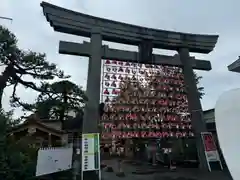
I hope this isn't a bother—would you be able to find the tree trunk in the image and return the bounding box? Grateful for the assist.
[0,66,12,109]
[59,92,68,129]
[0,83,5,109]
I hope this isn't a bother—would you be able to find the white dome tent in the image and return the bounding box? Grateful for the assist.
[215,88,240,180]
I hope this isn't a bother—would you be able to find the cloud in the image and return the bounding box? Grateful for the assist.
[1,0,240,118]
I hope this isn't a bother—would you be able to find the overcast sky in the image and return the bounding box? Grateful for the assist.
[1,0,240,117]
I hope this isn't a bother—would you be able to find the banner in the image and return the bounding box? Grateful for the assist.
[201,132,222,171]
[202,132,217,152]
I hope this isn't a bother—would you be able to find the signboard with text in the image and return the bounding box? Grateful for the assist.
[201,132,222,171]
[81,133,100,172]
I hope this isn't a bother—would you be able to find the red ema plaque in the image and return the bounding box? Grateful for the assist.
[202,133,217,152]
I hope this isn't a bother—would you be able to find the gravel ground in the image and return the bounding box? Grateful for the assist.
[101,159,233,180]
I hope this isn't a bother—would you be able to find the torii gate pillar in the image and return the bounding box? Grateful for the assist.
[178,47,207,169]
[83,29,102,134]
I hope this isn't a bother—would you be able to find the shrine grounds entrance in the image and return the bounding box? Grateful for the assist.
[41,2,219,179]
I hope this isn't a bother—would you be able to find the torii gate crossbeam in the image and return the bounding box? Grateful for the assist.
[59,41,212,71]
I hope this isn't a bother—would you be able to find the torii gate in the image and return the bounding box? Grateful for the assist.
[41,1,219,176]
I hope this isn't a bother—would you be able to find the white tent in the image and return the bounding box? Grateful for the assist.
[215,88,240,180]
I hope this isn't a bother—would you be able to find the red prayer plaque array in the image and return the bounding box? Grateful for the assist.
[100,60,193,141]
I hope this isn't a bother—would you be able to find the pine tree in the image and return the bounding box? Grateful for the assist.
[0,25,69,109]
[27,80,87,125]
[0,110,37,180]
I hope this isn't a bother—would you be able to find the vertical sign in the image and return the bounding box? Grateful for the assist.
[201,132,223,171]
[81,133,100,171]
[202,132,217,152]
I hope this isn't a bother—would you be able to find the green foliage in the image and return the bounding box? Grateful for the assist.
[0,110,37,180]
[194,71,204,99]
[0,25,69,109]
[28,80,87,123]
